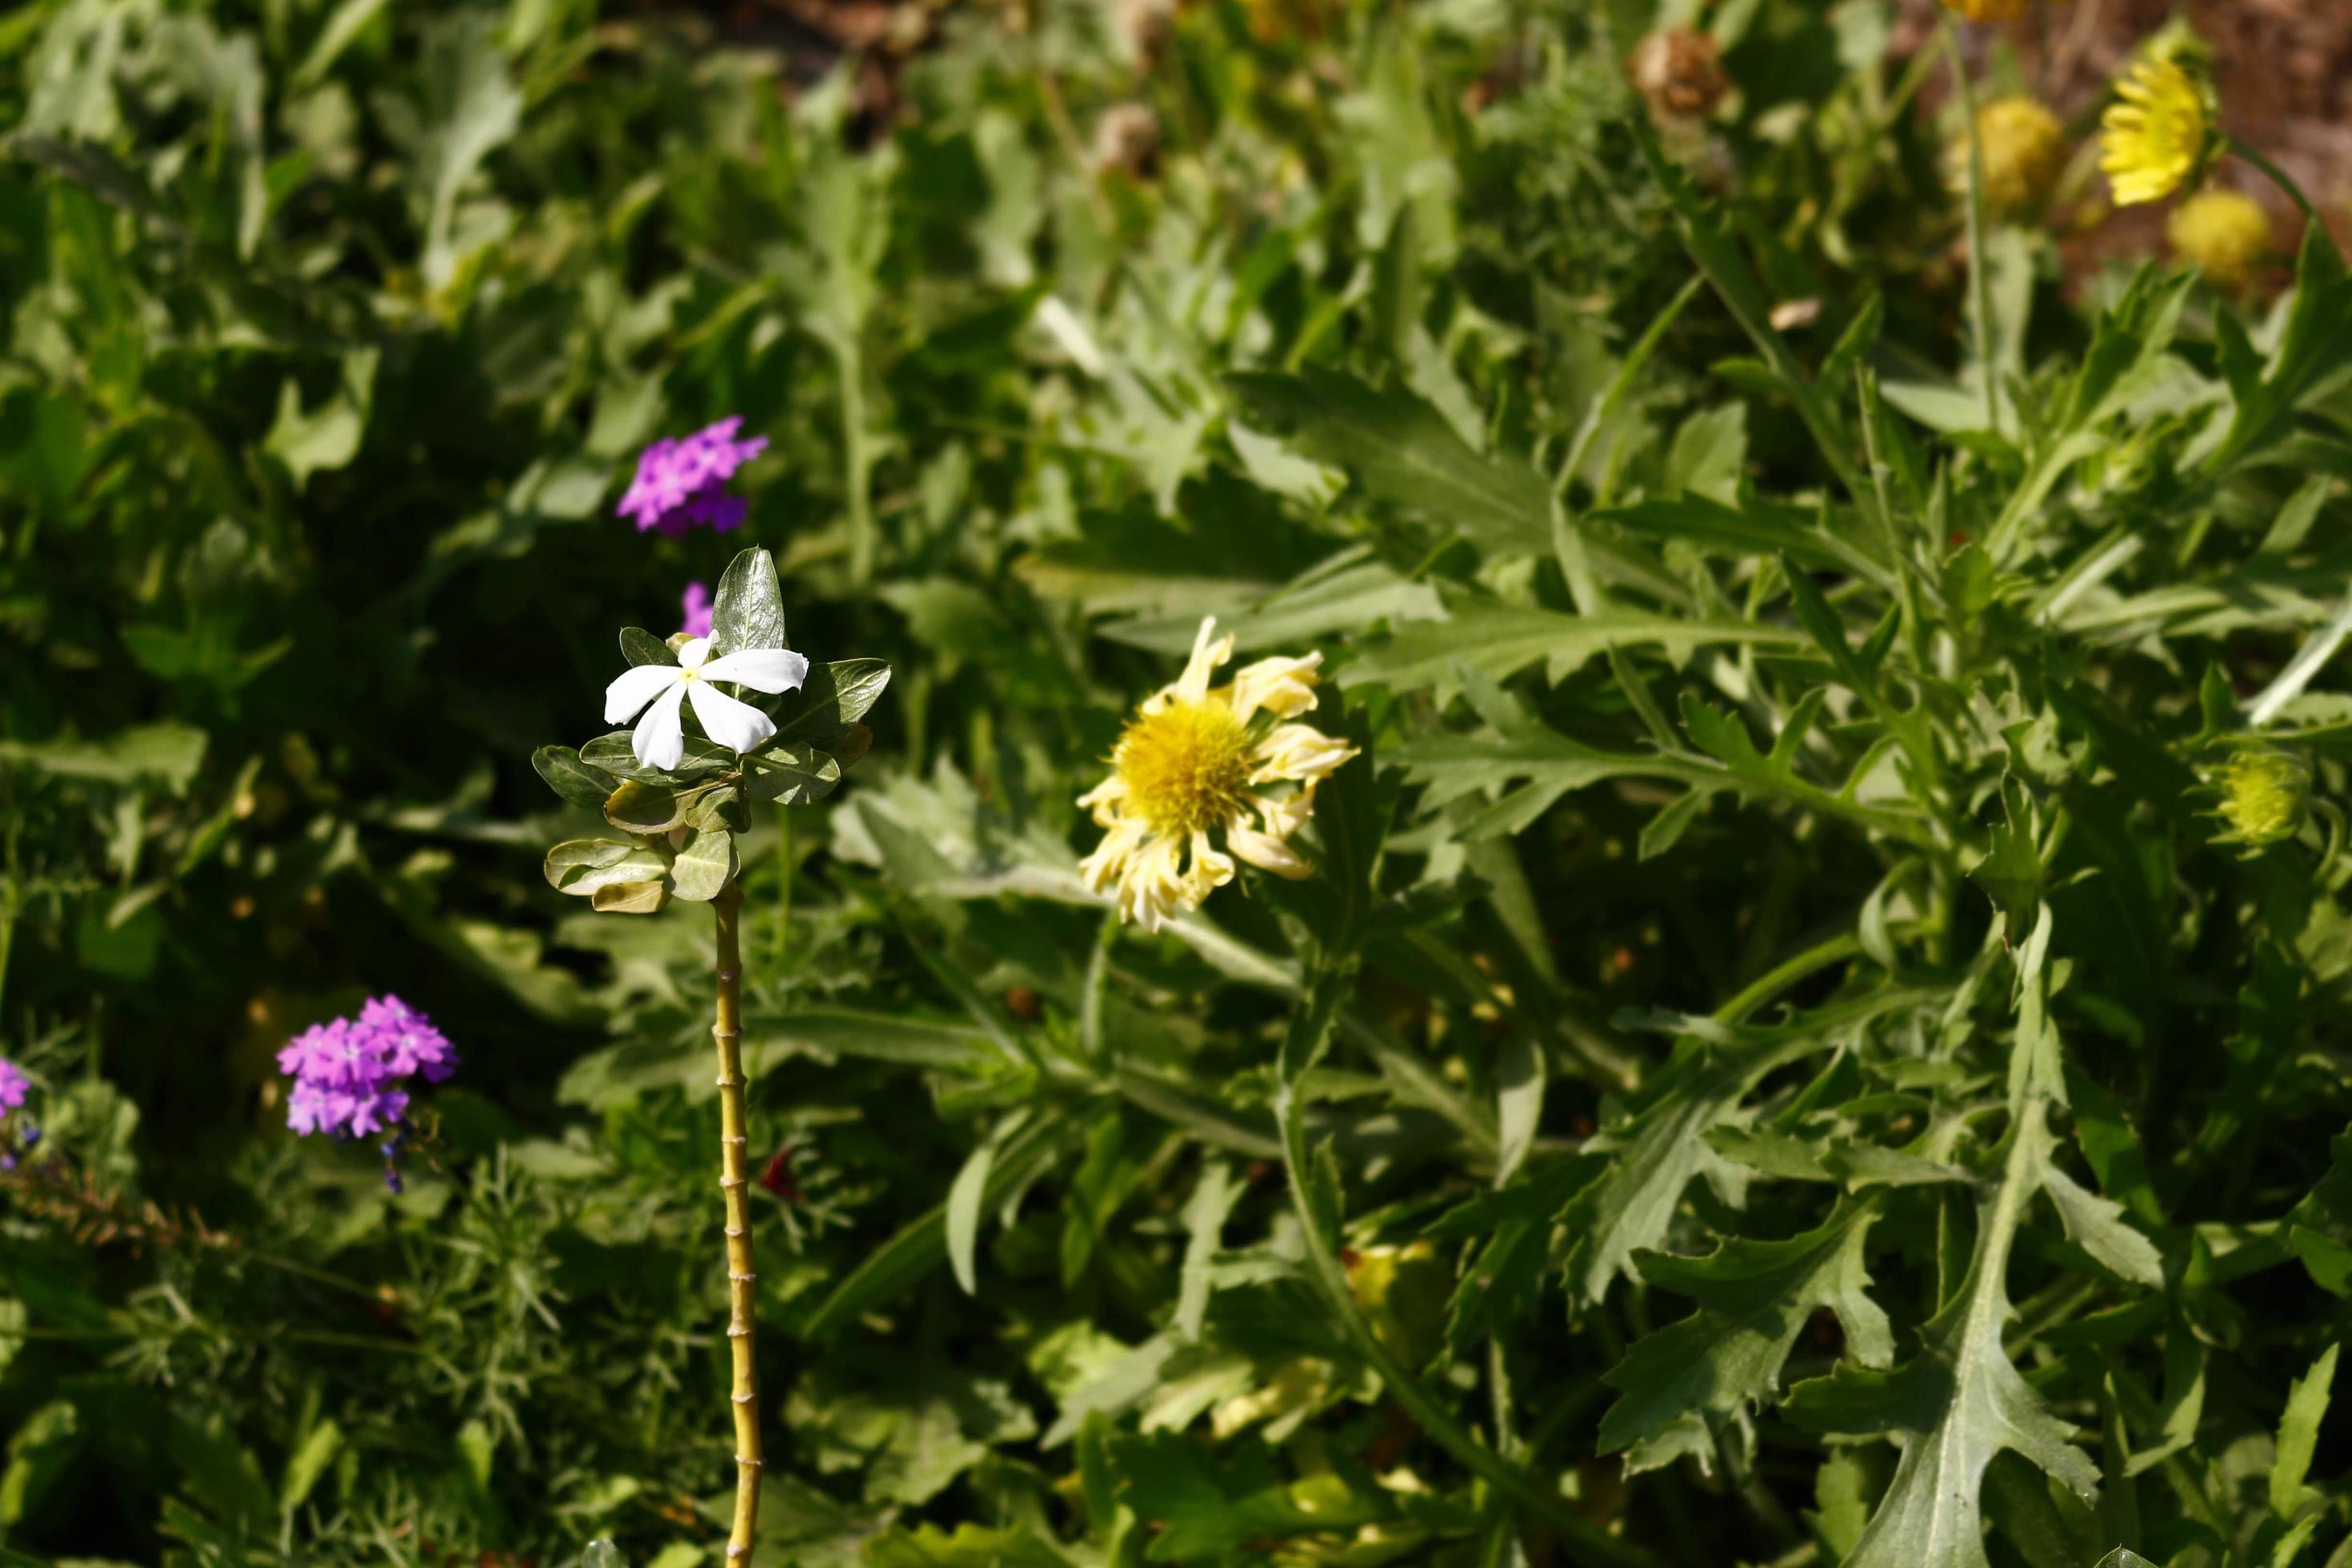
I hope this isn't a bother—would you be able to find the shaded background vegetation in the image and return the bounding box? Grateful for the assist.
[6,1,2352,1566]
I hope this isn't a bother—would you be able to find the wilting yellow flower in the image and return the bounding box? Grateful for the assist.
[1962,97,2068,216]
[1079,618,1357,931]
[2169,190,2272,292]
[2100,58,2214,206]
[1626,27,1727,124]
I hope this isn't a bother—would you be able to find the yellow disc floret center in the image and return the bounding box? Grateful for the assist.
[1114,699,1253,838]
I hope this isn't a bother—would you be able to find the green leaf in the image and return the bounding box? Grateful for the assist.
[944,1122,1006,1298]
[1783,1105,2098,1568]
[602,779,688,834]
[1601,492,1885,583]
[1174,1162,1242,1342]
[746,742,843,806]
[590,880,669,915]
[800,1113,1078,1341]
[408,12,522,290]
[1969,776,2044,944]
[710,546,789,658]
[1226,366,1552,555]
[2203,226,2352,475]
[0,723,208,794]
[618,626,675,666]
[666,827,734,902]
[865,1524,1067,1567]
[2040,1162,2162,1288]
[579,731,734,784]
[2271,1342,2338,1518]
[1106,1432,1397,1561]
[1558,995,1903,1302]
[771,659,893,750]
[1342,597,1802,697]
[543,839,670,896]
[1601,1200,1892,1468]
[532,746,620,810]
[278,1421,342,1517]
[264,347,376,488]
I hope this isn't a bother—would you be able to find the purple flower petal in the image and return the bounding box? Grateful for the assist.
[617,418,766,536]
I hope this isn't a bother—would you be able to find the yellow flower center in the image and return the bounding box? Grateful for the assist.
[1113,699,1253,838]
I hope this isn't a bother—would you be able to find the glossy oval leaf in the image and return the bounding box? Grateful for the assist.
[710,546,788,658]
[667,826,735,902]
[532,746,619,809]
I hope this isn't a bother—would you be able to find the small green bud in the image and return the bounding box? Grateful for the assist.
[2212,748,2311,852]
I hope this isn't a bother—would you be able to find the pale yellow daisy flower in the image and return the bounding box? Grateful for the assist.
[1078,618,1358,931]
[2100,58,2214,207]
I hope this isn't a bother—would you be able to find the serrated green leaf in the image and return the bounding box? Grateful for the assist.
[1226,366,1552,554]
[2272,1342,2338,1518]
[1783,1104,2097,1568]
[1970,776,2044,944]
[1343,598,1802,696]
[1600,1199,1891,1461]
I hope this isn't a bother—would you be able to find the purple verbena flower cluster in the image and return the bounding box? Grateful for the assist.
[680,579,714,639]
[0,1057,37,1173]
[617,418,767,537]
[278,996,457,1190]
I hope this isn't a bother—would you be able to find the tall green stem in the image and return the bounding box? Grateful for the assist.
[2226,135,2334,251]
[834,338,876,589]
[712,880,762,1560]
[1943,16,2002,435]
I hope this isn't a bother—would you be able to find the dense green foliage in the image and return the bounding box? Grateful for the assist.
[6,1,2352,1566]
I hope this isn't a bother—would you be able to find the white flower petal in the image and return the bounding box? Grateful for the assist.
[676,637,712,670]
[1229,818,1310,878]
[1174,616,1234,704]
[605,663,682,724]
[688,680,778,755]
[632,682,689,770]
[698,647,810,694]
[1231,653,1322,722]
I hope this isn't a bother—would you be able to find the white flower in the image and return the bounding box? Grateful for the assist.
[602,637,810,771]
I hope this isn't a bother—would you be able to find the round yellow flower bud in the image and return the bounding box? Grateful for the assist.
[2213,748,2310,852]
[1962,97,2068,216]
[2167,190,2273,293]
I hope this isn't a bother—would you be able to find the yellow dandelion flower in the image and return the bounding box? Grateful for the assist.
[2168,189,2272,292]
[2100,58,2214,206]
[1078,618,1358,931]
[1962,97,2068,216]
